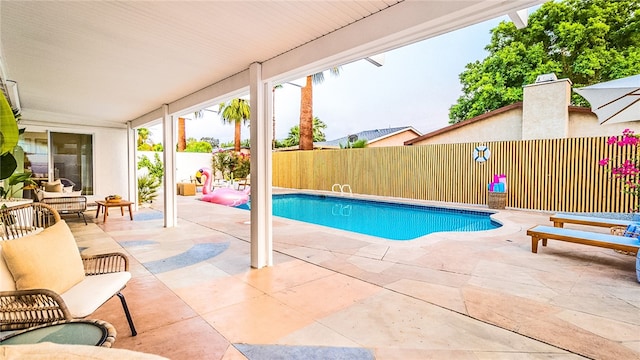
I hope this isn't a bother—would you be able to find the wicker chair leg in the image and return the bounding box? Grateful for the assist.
[117,292,137,336]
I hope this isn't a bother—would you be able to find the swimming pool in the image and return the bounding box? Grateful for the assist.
[238,194,500,240]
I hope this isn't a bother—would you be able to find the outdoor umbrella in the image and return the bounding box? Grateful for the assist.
[573,74,640,124]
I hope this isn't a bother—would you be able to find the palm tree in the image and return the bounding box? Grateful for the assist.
[177,117,186,151]
[312,117,327,142]
[299,68,340,150]
[219,98,250,152]
[283,117,327,147]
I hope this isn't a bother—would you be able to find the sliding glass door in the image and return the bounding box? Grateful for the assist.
[20,131,94,195]
[49,132,93,195]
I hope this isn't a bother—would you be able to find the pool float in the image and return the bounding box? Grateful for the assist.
[473,145,491,163]
[196,168,250,206]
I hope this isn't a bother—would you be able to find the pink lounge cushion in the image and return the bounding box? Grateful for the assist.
[0,221,85,294]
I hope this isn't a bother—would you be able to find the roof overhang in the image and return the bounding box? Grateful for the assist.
[0,1,542,128]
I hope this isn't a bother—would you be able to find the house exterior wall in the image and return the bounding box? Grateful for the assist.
[410,108,522,145]
[370,130,420,147]
[568,111,640,138]
[407,77,640,146]
[522,78,571,140]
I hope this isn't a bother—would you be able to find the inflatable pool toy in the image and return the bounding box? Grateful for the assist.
[196,168,250,206]
[203,187,250,207]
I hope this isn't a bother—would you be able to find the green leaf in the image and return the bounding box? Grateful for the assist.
[0,152,17,179]
[0,92,19,155]
[7,171,35,186]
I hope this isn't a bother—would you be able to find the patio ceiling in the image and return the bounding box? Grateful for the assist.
[0,1,541,129]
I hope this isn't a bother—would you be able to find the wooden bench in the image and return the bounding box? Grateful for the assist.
[549,213,632,228]
[527,225,640,254]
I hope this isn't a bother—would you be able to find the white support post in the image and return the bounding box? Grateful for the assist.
[249,62,273,268]
[161,104,177,228]
[126,122,138,212]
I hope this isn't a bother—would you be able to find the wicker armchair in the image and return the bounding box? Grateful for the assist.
[0,202,137,336]
[0,202,60,240]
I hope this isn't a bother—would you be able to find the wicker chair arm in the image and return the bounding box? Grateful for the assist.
[0,288,72,332]
[82,252,129,275]
[32,202,62,223]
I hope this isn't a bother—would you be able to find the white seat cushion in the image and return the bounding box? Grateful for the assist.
[60,272,131,318]
[37,190,82,200]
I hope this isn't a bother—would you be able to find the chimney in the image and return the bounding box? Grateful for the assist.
[521,74,572,140]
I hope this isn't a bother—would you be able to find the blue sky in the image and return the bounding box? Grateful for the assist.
[167,12,517,145]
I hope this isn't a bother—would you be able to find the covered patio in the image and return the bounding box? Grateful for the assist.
[79,193,639,359]
[1,1,539,268]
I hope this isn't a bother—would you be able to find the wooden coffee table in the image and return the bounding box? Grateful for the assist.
[95,200,134,223]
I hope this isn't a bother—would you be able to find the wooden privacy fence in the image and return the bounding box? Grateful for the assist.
[272,136,638,213]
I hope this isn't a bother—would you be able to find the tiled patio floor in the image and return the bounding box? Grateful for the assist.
[70,191,640,360]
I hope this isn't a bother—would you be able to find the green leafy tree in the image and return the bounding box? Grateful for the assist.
[200,137,219,149]
[137,153,164,180]
[185,138,213,153]
[299,68,340,150]
[137,128,153,151]
[212,151,234,180]
[219,98,250,152]
[231,152,250,179]
[449,0,640,123]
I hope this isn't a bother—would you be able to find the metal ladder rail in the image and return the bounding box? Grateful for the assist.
[331,183,352,196]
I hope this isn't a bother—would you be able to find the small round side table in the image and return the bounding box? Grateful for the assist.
[0,319,117,348]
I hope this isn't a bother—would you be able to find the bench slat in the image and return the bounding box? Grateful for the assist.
[549,213,632,228]
[527,225,640,254]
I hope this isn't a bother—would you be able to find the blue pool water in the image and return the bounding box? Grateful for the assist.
[237,194,500,240]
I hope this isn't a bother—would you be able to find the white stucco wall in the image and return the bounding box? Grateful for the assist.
[20,122,129,202]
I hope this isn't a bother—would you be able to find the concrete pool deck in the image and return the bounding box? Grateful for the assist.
[72,190,640,359]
